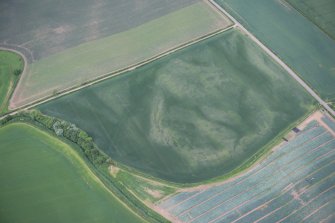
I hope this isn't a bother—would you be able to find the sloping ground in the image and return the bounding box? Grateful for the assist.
[0,123,144,223]
[8,1,230,109]
[215,0,335,103]
[286,0,335,40]
[38,29,315,183]
[158,113,335,223]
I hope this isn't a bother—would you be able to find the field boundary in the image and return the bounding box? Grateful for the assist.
[168,106,317,189]
[1,25,233,120]
[208,0,335,117]
[157,110,335,222]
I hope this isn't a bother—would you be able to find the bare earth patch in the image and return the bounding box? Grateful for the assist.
[144,188,163,199]
[108,165,120,177]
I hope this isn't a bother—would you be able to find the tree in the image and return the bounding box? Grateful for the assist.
[13,69,22,76]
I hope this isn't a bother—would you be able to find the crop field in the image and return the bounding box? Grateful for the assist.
[38,29,315,183]
[0,123,144,223]
[158,115,335,223]
[0,50,23,114]
[3,0,231,109]
[215,0,335,104]
[0,0,198,60]
[286,0,335,40]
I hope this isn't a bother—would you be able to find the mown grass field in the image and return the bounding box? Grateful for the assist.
[9,1,230,108]
[39,29,315,183]
[0,123,145,223]
[0,50,23,114]
[286,0,335,40]
[159,117,335,223]
[216,0,335,104]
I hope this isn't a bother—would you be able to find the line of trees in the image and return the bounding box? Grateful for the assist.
[1,110,113,166]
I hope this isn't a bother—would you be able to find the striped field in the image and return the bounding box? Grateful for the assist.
[158,113,335,223]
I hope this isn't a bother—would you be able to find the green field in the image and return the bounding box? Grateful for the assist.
[286,0,335,40]
[216,0,335,104]
[0,123,145,223]
[8,1,230,108]
[39,29,315,183]
[0,50,23,114]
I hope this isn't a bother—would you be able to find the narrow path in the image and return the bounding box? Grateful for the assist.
[207,0,335,117]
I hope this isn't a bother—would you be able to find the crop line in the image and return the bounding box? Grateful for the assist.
[207,0,335,117]
[196,147,335,223]
[187,183,272,223]
[173,129,328,217]
[300,201,331,223]
[319,213,335,223]
[166,191,204,211]
[185,143,335,223]
[253,174,335,223]
[228,160,335,223]
[274,184,335,223]
[184,140,335,222]
[1,25,234,119]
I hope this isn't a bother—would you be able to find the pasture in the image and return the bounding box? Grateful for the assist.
[0,123,144,223]
[5,0,230,108]
[286,0,335,40]
[38,29,315,183]
[215,0,335,104]
[0,50,23,114]
[159,114,335,223]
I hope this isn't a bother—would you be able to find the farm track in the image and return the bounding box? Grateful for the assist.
[0,26,233,120]
[208,0,335,117]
